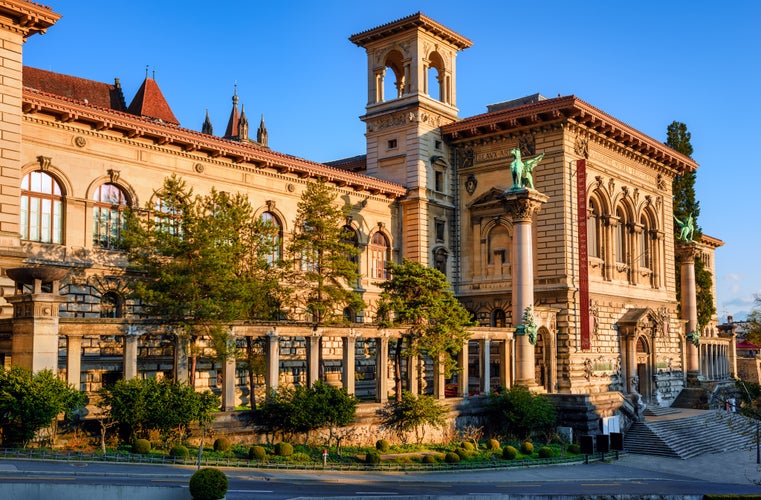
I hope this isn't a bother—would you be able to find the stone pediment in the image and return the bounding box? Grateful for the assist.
[467,186,511,209]
[617,307,662,337]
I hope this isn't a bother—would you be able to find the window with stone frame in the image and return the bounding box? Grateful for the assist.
[21,170,64,244]
[370,232,389,279]
[260,211,283,265]
[93,183,129,249]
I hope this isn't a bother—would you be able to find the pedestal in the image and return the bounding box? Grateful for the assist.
[677,243,700,382]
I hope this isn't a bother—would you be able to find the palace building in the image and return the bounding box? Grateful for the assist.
[0,2,732,432]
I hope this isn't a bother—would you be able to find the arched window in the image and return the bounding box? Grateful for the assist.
[381,49,405,102]
[614,207,626,263]
[93,183,128,249]
[343,307,355,323]
[639,215,650,269]
[21,171,63,244]
[260,211,282,265]
[100,291,123,318]
[427,51,447,103]
[491,309,506,328]
[153,196,182,236]
[370,232,389,279]
[587,198,602,258]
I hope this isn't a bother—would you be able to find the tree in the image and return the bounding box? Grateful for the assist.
[486,385,557,441]
[97,378,219,445]
[286,178,364,326]
[259,381,358,447]
[666,121,715,330]
[743,295,761,346]
[376,259,474,401]
[379,391,447,444]
[0,367,84,447]
[123,175,285,384]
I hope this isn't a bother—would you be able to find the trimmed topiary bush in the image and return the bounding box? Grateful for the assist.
[460,441,475,451]
[444,451,460,463]
[213,437,231,452]
[568,443,581,454]
[274,442,293,457]
[502,445,518,460]
[248,445,267,461]
[520,441,534,455]
[376,439,390,452]
[365,451,381,464]
[189,467,228,500]
[488,438,501,450]
[538,446,553,458]
[132,438,151,454]
[170,445,189,459]
[422,454,436,464]
[455,447,470,460]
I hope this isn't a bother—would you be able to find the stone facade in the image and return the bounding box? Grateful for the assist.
[0,5,731,429]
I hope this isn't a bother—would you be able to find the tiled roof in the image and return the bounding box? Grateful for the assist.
[127,77,179,125]
[324,155,367,172]
[23,66,126,111]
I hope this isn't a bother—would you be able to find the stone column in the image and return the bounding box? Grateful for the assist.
[480,339,491,394]
[265,330,280,395]
[306,332,321,387]
[222,352,236,412]
[458,340,469,397]
[504,189,548,387]
[375,335,389,403]
[499,339,511,390]
[342,335,356,395]
[174,335,189,384]
[407,354,419,394]
[433,354,446,399]
[626,334,637,394]
[678,243,700,382]
[6,267,69,374]
[123,325,139,380]
[66,334,82,390]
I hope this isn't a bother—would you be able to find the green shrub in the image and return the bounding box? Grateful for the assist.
[291,452,313,462]
[248,445,267,461]
[444,451,460,463]
[132,439,151,454]
[455,447,470,460]
[274,442,293,456]
[460,441,475,451]
[538,446,553,458]
[502,445,518,460]
[422,454,436,464]
[520,441,534,455]
[376,439,390,452]
[213,437,231,452]
[169,445,189,459]
[488,438,501,450]
[365,451,381,464]
[568,443,581,454]
[189,467,228,500]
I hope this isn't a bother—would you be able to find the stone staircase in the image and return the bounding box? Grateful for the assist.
[624,410,758,459]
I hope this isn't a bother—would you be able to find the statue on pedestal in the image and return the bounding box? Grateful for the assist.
[509,148,544,190]
[674,213,695,242]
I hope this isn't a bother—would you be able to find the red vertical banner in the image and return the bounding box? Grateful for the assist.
[576,159,591,351]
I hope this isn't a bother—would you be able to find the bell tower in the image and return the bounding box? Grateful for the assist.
[350,13,471,266]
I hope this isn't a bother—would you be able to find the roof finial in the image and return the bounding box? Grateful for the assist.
[145,65,149,79]
[152,69,156,80]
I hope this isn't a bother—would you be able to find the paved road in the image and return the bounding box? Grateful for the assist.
[2,448,761,498]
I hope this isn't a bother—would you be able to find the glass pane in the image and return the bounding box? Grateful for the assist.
[41,198,51,243]
[20,195,28,240]
[29,197,40,241]
[53,200,62,243]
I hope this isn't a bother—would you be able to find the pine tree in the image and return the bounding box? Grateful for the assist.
[376,259,474,402]
[286,178,364,326]
[123,175,285,386]
[666,121,714,329]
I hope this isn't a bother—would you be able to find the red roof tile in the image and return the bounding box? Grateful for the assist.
[127,77,179,125]
[23,66,126,111]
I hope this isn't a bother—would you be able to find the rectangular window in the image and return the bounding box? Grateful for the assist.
[387,139,397,149]
[434,171,444,192]
[435,220,445,243]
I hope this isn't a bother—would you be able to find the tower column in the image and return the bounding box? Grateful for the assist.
[480,338,491,394]
[457,340,469,397]
[306,332,322,387]
[678,243,700,382]
[375,335,389,403]
[123,326,139,380]
[342,334,356,395]
[265,330,280,395]
[504,189,548,387]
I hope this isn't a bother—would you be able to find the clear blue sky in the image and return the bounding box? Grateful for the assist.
[24,1,761,320]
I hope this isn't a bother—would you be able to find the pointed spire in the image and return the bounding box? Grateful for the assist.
[127,74,179,125]
[239,104,249,141]
[257,114,268,147]
[223,85,240,139]
[201,108,213,135]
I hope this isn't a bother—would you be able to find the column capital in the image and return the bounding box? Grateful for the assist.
[503,189,549,223]
[676,241,700,264]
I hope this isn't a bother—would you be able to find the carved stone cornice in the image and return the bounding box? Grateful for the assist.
[0,1,60,40]
[503,189,548,223]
